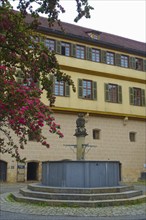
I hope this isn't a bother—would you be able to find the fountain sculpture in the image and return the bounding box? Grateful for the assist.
[42,113,121,187]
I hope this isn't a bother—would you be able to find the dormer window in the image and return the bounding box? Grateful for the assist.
[88,33,98,40]
[87,31,102,40]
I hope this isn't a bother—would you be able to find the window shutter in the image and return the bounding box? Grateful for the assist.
[143,60,146,72]
[16,70,23,83]
[55,41,61,54]
[101,50,106,63]
[78,79,83,98]
[35,81,40,89]
[49,75,55,94]
[86,47,92,60]
[129,57,136,69]
[17,77,23,84]
[104,83,109,101]
[141,89,145,106]
[115,53,121,66]
[129,87,134,105]
[71,44,76,57]
[118,85,122,103]
[92,81,97,100]
[65,83,70,97]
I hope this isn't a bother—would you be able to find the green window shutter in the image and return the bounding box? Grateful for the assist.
[55,41,61,54]
[118,85,122,103]
[78,79,83,98]
[65,83,70,97]
[129,87,134,105]
[115,53,121,66]
[86,47,92,60]
[49,75,55,94]
[143,60,146,72]
[92,81,97,100]
[101,50,106,63]
[71,44,76,57]
[17,77,23,84]
[104,83,109,101]
[141,89,145,106]
[35,81,40,89]
[16,70,23,83]
[129,57,136,69]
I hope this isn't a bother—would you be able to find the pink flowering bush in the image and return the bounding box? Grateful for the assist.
[0,66,65,160]
[0,5,75,161]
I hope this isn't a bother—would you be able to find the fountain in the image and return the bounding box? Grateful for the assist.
[42,113,121,187]
[12,113,146,207]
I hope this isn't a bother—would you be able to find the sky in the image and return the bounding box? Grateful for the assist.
[10,0,146,42]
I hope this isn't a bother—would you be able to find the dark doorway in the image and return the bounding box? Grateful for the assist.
[27,162,38,181]
[0,160,7,182]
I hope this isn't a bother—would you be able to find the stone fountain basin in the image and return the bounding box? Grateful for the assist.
[42,160,121,188]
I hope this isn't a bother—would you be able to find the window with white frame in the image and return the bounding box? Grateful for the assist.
[44,38,55,51]
[76,45,85,59]
[121,55,129,68]
[106,52,114,65]
[91,49,100,62]
[54,78,70,97]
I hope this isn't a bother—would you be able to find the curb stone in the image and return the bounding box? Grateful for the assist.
[0,192,146,217]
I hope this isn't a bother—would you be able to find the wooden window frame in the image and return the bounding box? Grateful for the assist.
[61,42,70,56]
[78,79,97,100]
[129,87,145,106]
[135,58,143,71]
[105,83,122,103]
[83,79,92,99]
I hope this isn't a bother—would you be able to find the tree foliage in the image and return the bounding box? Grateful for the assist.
[0,0,93,161]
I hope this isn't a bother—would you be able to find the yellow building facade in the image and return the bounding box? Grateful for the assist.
[0,16,146,183]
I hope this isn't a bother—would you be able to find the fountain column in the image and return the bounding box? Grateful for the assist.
[74,113,88,160]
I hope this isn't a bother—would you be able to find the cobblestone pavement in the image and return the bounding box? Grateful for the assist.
[0,182,146,220]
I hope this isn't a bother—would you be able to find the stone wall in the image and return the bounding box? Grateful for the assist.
[1,113,145,183]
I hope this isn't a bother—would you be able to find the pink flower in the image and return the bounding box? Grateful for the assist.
[19,118,26,125]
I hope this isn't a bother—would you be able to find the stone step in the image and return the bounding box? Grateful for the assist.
[28,183,134,194]
[20,188,143,201]
[12,192,146,207]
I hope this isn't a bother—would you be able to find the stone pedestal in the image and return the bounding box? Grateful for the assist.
[76,136,85,160]
[74,113,88,160]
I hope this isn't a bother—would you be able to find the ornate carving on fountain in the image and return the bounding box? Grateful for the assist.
[74,113,88,137]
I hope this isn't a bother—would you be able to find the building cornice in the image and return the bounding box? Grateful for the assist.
[52,106,146,121]
[60,65,146,84]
